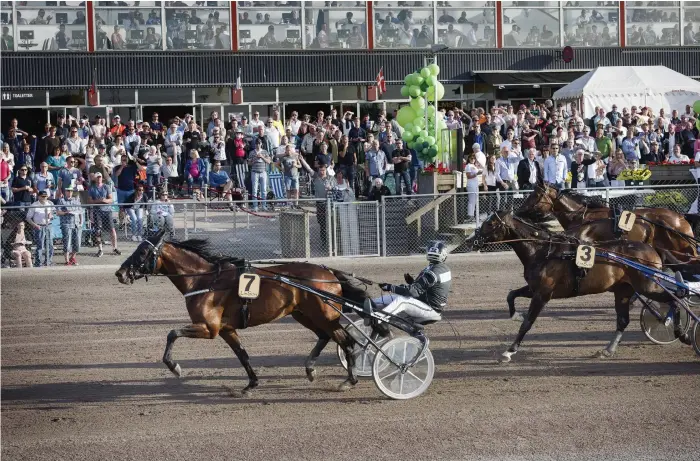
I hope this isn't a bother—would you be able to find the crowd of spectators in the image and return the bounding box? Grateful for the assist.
[454,99,699,221]
[1,98,699,264]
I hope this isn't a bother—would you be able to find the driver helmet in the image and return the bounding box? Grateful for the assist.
[426,240,447,264]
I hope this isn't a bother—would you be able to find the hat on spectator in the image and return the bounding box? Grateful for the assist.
[114,115,121,120]
[529,99,536,104]
[64,184,75,191]
[94,172,103,178]
[38,189,49,196]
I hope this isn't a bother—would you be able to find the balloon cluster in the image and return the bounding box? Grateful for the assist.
[396,63,446,163]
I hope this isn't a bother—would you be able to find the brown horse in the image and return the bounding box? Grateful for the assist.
[474,211,675,362]
[517,184,697,256]
[115,231,365,394]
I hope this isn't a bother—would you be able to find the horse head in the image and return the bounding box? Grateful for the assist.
[115,230,167,284]
[516,183,557,222]
[474,210,514,248]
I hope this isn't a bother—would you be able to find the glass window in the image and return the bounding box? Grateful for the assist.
[138,88,194,105]
[373,1,434,49]
[100,89,137,105]
[502,1,561,47]
[682,1,700,45]
[331,86,360,101]
[280,86,331,102]
[435,1,496,48]
[305,1,366,49]
[164,2,230,50]
[94,4,163,51]
[222,104,248,124]
[562,5,618,47]
[238,4,301,50]
[15,2,87,51]
[625,1,680,46]
[242,86,277,103]
[49,89,85,106]
[195,87,231,104]
[381,85,407,100]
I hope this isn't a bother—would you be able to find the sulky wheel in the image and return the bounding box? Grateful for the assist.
[337,319,393,377]
[372,336,434,400]
[639,300,691,345]
[693,321,700,358]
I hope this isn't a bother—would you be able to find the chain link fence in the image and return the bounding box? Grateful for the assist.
[0,197,348,268]
[3,184,699,267]
[381,184,700,256]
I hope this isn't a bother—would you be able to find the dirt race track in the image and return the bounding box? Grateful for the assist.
[2,253,699,461]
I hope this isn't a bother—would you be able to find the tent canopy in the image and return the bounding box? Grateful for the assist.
[552,66,700,117]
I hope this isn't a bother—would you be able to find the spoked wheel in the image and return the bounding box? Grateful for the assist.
[639,300,691,345]
[372,337,434,400]
[693,321,700,358]
[337,319,393,377]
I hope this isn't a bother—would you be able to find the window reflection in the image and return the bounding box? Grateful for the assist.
[373,1,434,49]
[682,1,700,45]
[435,1,496,48]
[305,1,366,49]
[238,5,301,50]
[95,6,163,50]
[15,2,87,51]
[164,2,229,50]
[625,2,680,45]
[1,24,13,52]
[502,3,560,47]
[562,6,618,46]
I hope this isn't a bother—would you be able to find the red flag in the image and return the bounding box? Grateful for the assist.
[376,67,386,95]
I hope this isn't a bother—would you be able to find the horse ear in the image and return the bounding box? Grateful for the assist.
[152,229,166,243]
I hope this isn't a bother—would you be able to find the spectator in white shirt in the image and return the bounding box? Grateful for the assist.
[287,111,302,136]
[26,190,54,266]
[65,127,86,156]
[544,144,568,189]
[153,189,175,239]
[495,146,520,209]
[669,144,690,164]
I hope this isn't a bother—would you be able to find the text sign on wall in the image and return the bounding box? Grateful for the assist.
[1,91,46,106]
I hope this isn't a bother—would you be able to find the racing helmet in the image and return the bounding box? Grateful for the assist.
[426,240,447,264]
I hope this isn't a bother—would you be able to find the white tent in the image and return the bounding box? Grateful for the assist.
[552,66,700,117]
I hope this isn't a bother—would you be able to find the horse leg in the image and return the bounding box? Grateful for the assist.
[330,325,358,391]
[500,293,548,363]
[507,285,532,322]
[162,323,213,377]
[597,286,633,358]
[219,329,259,393]
[291,311,331,382]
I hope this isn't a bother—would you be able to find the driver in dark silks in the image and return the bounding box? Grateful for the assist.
[372,241,452,336]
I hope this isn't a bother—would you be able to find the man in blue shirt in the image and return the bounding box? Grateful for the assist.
[209,160,234,209]
[88,172,121,258]
[114,154,140,204]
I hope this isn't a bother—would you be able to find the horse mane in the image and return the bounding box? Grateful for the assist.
[169,239,246,267]
[511,214,578,244]
[559,189,609,209]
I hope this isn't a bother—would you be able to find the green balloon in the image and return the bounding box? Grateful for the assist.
[409,96,425,111]
[404,74,413,85]
[404,122,414,132]
[421,67,431,79]
[420,81,430,92]
[400,85,410,97]
[408,85,421,97]
[426,135,435,145]
[428,147,438,156]
[427,81,445,102]
[694,100,700,114]
[415,108,425,118]
[416,136,425,145]
[414,75,424,86]
[422,147,429,154]
[397,106,417,127]
[428,63,440,76]
[403,131,414,142]
[427,75,438,86]
[420,129,429,138]
[414,117,425,128]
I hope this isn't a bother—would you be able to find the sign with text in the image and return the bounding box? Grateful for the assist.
[1,91,46,106]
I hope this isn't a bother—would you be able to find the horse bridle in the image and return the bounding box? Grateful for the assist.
[126,238,165,283]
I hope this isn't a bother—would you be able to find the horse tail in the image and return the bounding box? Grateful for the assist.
[327,268,369,306]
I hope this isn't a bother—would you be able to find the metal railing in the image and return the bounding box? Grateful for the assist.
[2,183,699,268]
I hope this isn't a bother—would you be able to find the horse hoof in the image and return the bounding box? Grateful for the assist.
[594,349,613,359]
[678,334,692,346]
[306,368,317,382]
[510,312,525,322]
[337,380,356,392]
[171,363,182,378]
[498,351,514,364]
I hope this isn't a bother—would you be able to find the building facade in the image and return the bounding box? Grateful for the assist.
[1,1,700,133]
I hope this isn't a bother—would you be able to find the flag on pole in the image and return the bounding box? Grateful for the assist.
[235,68,242,91]
[376,67,386,95]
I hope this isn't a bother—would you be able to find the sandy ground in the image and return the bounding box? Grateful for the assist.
[2,254,699,461]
